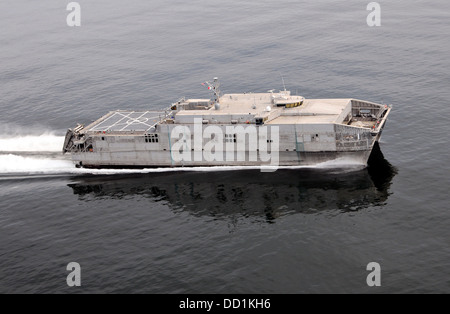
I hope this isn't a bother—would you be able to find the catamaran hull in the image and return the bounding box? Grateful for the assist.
[72,149,374,169]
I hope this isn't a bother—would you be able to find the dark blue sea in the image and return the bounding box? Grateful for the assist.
[0,0,449,293]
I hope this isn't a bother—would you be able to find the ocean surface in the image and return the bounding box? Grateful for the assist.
[0,0,449,293]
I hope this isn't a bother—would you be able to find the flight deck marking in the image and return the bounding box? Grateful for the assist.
[118,111,152,131]
[90,111,134,132]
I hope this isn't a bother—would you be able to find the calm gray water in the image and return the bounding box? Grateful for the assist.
[0,0,449,293]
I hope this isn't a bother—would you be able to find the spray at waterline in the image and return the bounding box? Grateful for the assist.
[0,134,65,153]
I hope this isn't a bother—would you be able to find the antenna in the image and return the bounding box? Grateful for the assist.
[202,77,221,102]
[279,73,286,92]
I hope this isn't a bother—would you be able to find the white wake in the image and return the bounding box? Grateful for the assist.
[0,154,73,174]
[0,134,64,152]
[0,154,364,176]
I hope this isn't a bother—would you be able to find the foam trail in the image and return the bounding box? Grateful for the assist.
[0,154,73,174]
[0,154,364,176]
[313,157,366,169]
[0,134,64,152]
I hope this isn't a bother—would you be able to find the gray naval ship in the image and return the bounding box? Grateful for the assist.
[63,78,391,169]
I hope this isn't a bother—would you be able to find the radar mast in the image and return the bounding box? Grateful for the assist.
[202,77,221,103]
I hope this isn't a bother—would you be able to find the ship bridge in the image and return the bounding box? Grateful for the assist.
[173,91,354,126]
[172,91,388,131]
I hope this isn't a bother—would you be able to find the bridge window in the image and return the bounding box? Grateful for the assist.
[145,134,159,143]
[225,134,236,143]
[311,134,319,142]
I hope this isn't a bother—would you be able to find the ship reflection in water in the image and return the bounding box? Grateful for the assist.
[68,143,397,223]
